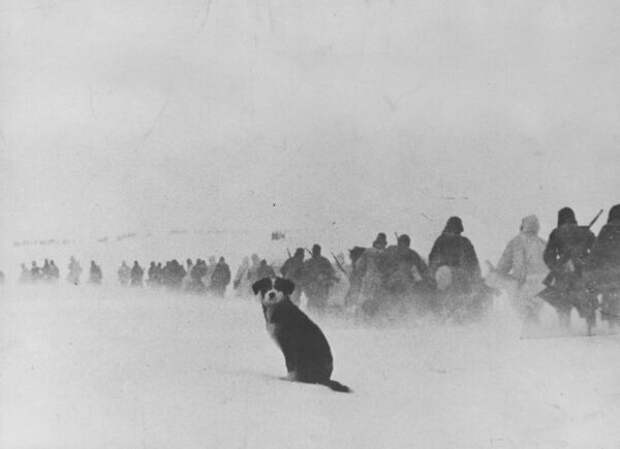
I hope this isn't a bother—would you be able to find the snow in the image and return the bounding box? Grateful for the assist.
[2,283,620,449]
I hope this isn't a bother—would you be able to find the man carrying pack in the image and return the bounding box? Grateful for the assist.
[542,207,597,333]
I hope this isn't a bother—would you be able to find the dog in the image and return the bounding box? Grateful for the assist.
[252,277,351,393]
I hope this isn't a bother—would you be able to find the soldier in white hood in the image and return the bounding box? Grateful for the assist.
[495,215,548,324]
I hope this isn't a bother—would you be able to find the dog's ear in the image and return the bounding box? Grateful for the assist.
[275,277,295,296]
[252,278,271,295]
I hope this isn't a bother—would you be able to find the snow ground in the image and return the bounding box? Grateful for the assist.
[1,284,620,449]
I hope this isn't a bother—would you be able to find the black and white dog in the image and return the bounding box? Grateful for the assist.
[252,277,351,393]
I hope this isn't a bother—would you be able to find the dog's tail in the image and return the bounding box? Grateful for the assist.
[323,379,352,393]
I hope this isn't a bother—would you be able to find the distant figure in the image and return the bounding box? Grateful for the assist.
[118,261,131,286]
[233,257,251,297]
[147,262,160,287]
[49,260,60,281]
[429,217,489,322]
[256,259,276,281]
[67,256,82,285]
[0,270,5,284]
[211,257,231,297]
[384,234,434,314]
[302,244,338,314]
[182,259,194,290]
[543,207,596,331]
[190,259,208,292]
[204,256,217,291]
[31,261,42,282]
[356,233,389,317]
[246,254,263,286]
[495,215,548,325]
[588,204,620,328]
[89,261,103,284]
[280,248,306,305]
[130,261,144,287]
[19,263,31,283]
[42,259,52,281]
[344,246,367,309]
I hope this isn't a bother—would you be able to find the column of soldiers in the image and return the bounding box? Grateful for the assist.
[8,202,620,333]
[269,203,620,332]
[117,257,232,297]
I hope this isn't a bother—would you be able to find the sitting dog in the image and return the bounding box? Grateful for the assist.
[252,277,351,393]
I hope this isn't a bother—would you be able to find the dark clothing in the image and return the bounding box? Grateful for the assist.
[211,262,231,297]
[302,256,337,313]
[89,265,102,284]
[384,245,433,298]
[428,232,481,294]
[130,264,144,287]
[588,219,620,324]
[543,223,596,327]
[280,256,305,304]
[256,263,276,281]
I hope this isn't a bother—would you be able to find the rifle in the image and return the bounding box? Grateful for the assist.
[330,251,349,280]
[286,248,292,258]
[540,208,604,289]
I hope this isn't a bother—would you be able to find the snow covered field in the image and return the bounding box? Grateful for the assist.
[2,284,620,449]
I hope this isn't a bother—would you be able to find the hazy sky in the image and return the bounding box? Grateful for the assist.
[2,0,619,253]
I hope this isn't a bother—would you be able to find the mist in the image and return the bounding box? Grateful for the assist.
[2,0,619,267]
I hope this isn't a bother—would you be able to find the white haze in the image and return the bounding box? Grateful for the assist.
[1,0,619,272]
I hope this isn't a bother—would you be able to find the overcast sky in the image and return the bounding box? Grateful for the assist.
[2,0,619,254]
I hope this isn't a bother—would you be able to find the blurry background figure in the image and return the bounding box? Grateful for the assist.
[356,233,388,319]
[280,248,305,305]
[117,261,131,286]
[89,260,103,284]
[67,256,82,285]
[302,244,338,315]
[233,256,250,297]
[210,257,231,297]
[130,261,144,287]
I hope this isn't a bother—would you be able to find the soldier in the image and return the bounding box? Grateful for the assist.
[280,248,305,305]
[233,256,250,297]
[89,261,103,284]
[147,262,159,287]
[302,244,338,314]
[344,246,367,310]
[130,261,144,287]
[42,259,52,281]
[428,217,489,322]
[384,234,434,314]
[256,259,276,280]
[587,204,620,328]
[49,260,60,281]
[118,261,131,286]
[543,207,596,332]
[19,263,31,283]
[67,257,82,285]
[190,259,208,293]
[356,233,389,318]
[495,215,548,325]
[31,261,42,282]
[211,257,231,297]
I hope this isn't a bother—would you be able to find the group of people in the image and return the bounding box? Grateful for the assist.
[267,203,620,332]
[8,203,620,333]
[19,259,61,283]
[116,257,232,297]
[19,257,104,285]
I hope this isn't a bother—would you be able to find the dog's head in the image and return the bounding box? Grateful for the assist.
[252,277,296,305]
